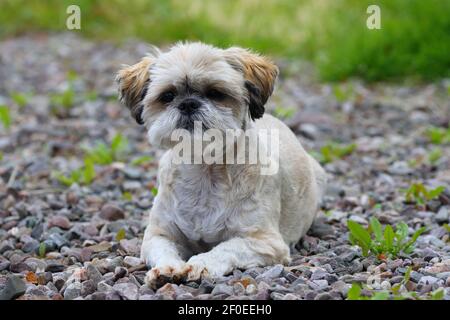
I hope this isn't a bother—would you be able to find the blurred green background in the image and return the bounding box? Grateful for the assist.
[1,0,449,82]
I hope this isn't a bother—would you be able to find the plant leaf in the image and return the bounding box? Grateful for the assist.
[384,225,395,252]
[403,266,412,284]
[115,228,126,241]
[371,291,389,300]
[431,288,444,300]
[347,283,362,300]
[347,220,372,256]
[370,217,383,242]
[38,242,46,258]
[83,157,96,184]
[404,226,426,252]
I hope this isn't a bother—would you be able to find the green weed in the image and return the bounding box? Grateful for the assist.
[0,105,12,129]
[312,142,356,164]
[403,183,445,205]
[347,217,425,258]
[85,133,129,165]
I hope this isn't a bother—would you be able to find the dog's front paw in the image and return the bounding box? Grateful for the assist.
[186,254,228,282]
[144,262,191,289]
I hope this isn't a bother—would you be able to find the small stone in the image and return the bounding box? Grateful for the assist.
[53,277,66,291]
[22,238,40,253]
[177,292,194,300]
[435,207,449,223]
[0,240,14,254]
[139,294,156,300]
[99,204,125,221]
[47,233,69,248]
[245,284,257,295]
[308,279,328,290]
[233,282,245,295]
[257,264,284,280]
[45,262,65,273]
[211,284,233,296]
[325,274,339,284]
[123,167,142,179]
[305,291,317,300]
[349,215,368,225]
[341,251,358,263]
[106,256,124,272]
[64,269,86,285]
[123,256,142,268]
[81,280,96,297]
[390,275,404,284]
[119,239,140,255]
[156,283,176,299]
[410,271,423,283]
[64,282,82,300]
[380,281,391,290]
[315,292,332,300]
[88,241,112,253]
[80,247,92,262]
[97,281,113,292]
[37,272,53,285]
[330,280,349,297]
[85,292,107,300]
[282,293,299,300]
[105,291,121,300]
[139,285,155,296]
[0,275,27,300]
[123,181,142,191]
[24,258,47,273]
[419,276,442,285]
[311,269,327,280]
[87,264,103,286]
[48,216,71,230]
[113,282,139,300]
[198,279,215,294]
[114,267,128,280]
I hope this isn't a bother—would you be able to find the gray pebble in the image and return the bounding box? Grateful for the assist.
[113,282,139,300]
[0,275,26,300]
[64,282,82,300]
[211,284,233,296]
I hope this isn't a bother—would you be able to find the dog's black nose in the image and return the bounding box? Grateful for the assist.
[178,98,200,115]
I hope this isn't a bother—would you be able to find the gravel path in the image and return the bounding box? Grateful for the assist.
[0,33,449,300]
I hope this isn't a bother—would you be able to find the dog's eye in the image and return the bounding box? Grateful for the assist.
[206,88,226,101]
[159,91,176,103]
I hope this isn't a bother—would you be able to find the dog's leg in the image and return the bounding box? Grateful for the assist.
[141,227,191,288]
[186,232,290,281]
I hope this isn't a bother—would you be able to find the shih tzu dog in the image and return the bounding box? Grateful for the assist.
[116,42,327,288]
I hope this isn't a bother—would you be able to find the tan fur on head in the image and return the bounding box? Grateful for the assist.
[224,47,279,118]
[116,56,154,124]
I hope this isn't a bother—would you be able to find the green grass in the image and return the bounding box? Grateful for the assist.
[402,183,445,206]
[0,0,448,82]
[347,217,425,259]
[311,142,357,164]
[426,125,450,145]
[348,273,444,300]
[53,157,96,186]
[0,105,12,129]
[85,133,129,165]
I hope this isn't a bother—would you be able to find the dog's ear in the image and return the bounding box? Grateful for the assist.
[224,47,278,120]
[116,56,154,125]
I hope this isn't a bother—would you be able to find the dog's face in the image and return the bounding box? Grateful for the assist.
[116,43,278,148]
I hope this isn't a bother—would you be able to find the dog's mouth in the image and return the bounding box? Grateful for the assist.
[176,114,209,132]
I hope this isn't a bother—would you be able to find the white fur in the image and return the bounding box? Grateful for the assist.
[120,43,327,287]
